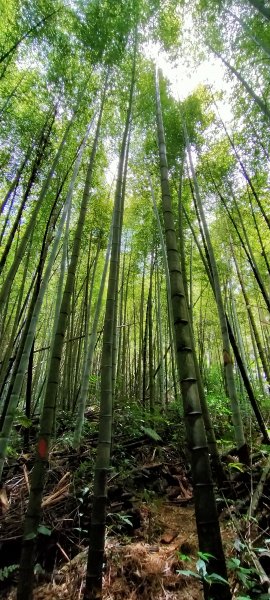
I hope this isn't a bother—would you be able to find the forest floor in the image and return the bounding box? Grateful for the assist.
[5,503,203,600]
[1,430,270,599]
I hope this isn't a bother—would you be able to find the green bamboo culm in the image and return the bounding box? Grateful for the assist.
[83,32,137,600]
[155,67,231,600]
[17,76,108,600]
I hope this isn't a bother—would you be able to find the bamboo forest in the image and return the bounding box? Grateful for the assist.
[1,0,270,599]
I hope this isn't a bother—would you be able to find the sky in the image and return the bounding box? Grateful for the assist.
[147,44,234,123]
[107,3,236,186]
[143,3,235,123]
[105,43,234,185]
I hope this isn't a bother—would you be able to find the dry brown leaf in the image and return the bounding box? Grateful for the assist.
[0,486,9,514]
[160,530,178,544]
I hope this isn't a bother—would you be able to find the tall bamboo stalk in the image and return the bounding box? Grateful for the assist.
[17,81,107,599]
[84,38,137,600]
[155,68,230,600]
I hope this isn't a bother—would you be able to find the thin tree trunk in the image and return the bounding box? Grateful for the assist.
[148,173,178,401]
[180,183,224,478]
[0,74,25,116]
[247,190,270,276]
[206,164,270,313]
[148,251,154,416]
[17,82,107,599]
[0,145,31,215]
[137,258,145,403]
[184,188,270,444]
[0,235,33,394]
[24,341,34,451]
[177,155,190,305]
[228,183,270,311]
[111,126,132,401]
[226,317,270,443]
[73,223,113,447]
[249,313,266,393]
[142,288,149,411]
[84,41,136,600]
[0,184,68,478]
[45,124,93,411]
[0,113,54,267]
[185,125,247,462]
[211,103,270,231]
[132,280,137,401]
[116,251,126,393]
[156,264,165,407]
[232,246,270,389]
[210,45,270,122]
[0,187,18,244]
[121,251,132,400]
[226,8,270,58]
[0,110,76,307]
[0,9,60,64]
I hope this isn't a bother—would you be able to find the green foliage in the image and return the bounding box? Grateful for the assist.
[73,526,88,534]
[34,563,46,577]
[37,524,51,536]
[16,415,32,428]
[0,564,18,582]
[113,401,169,441]
[182,85,215,142]
[107,512,133,529]
[228,539,270,598]
[227,557,259,592]
[177,551,229,587]
[6,445,18,458]
[75,0,140,65]
[1,7,270,597]
[25,532,36,540]
[156,3,182,55]
[141,426,162,441]
[228,462,245,473]
[203,366,235,441]
[177,552,192,563]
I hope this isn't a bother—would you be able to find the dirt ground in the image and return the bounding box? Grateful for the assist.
[4,502,220,600]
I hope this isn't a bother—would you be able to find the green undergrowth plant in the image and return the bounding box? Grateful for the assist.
[0,564,19,582]
[229,537,270,599]
[113,401,171,441]
[177,544,270,600]
[206,392,234,440]
[78,417,99,445]
[177,550,229,589]
[6,424,21,459]
[6,444,18,459]
[166,401,186,447]
[74,453,96,487]
[106,512,133,536]
[25,523,52,541]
